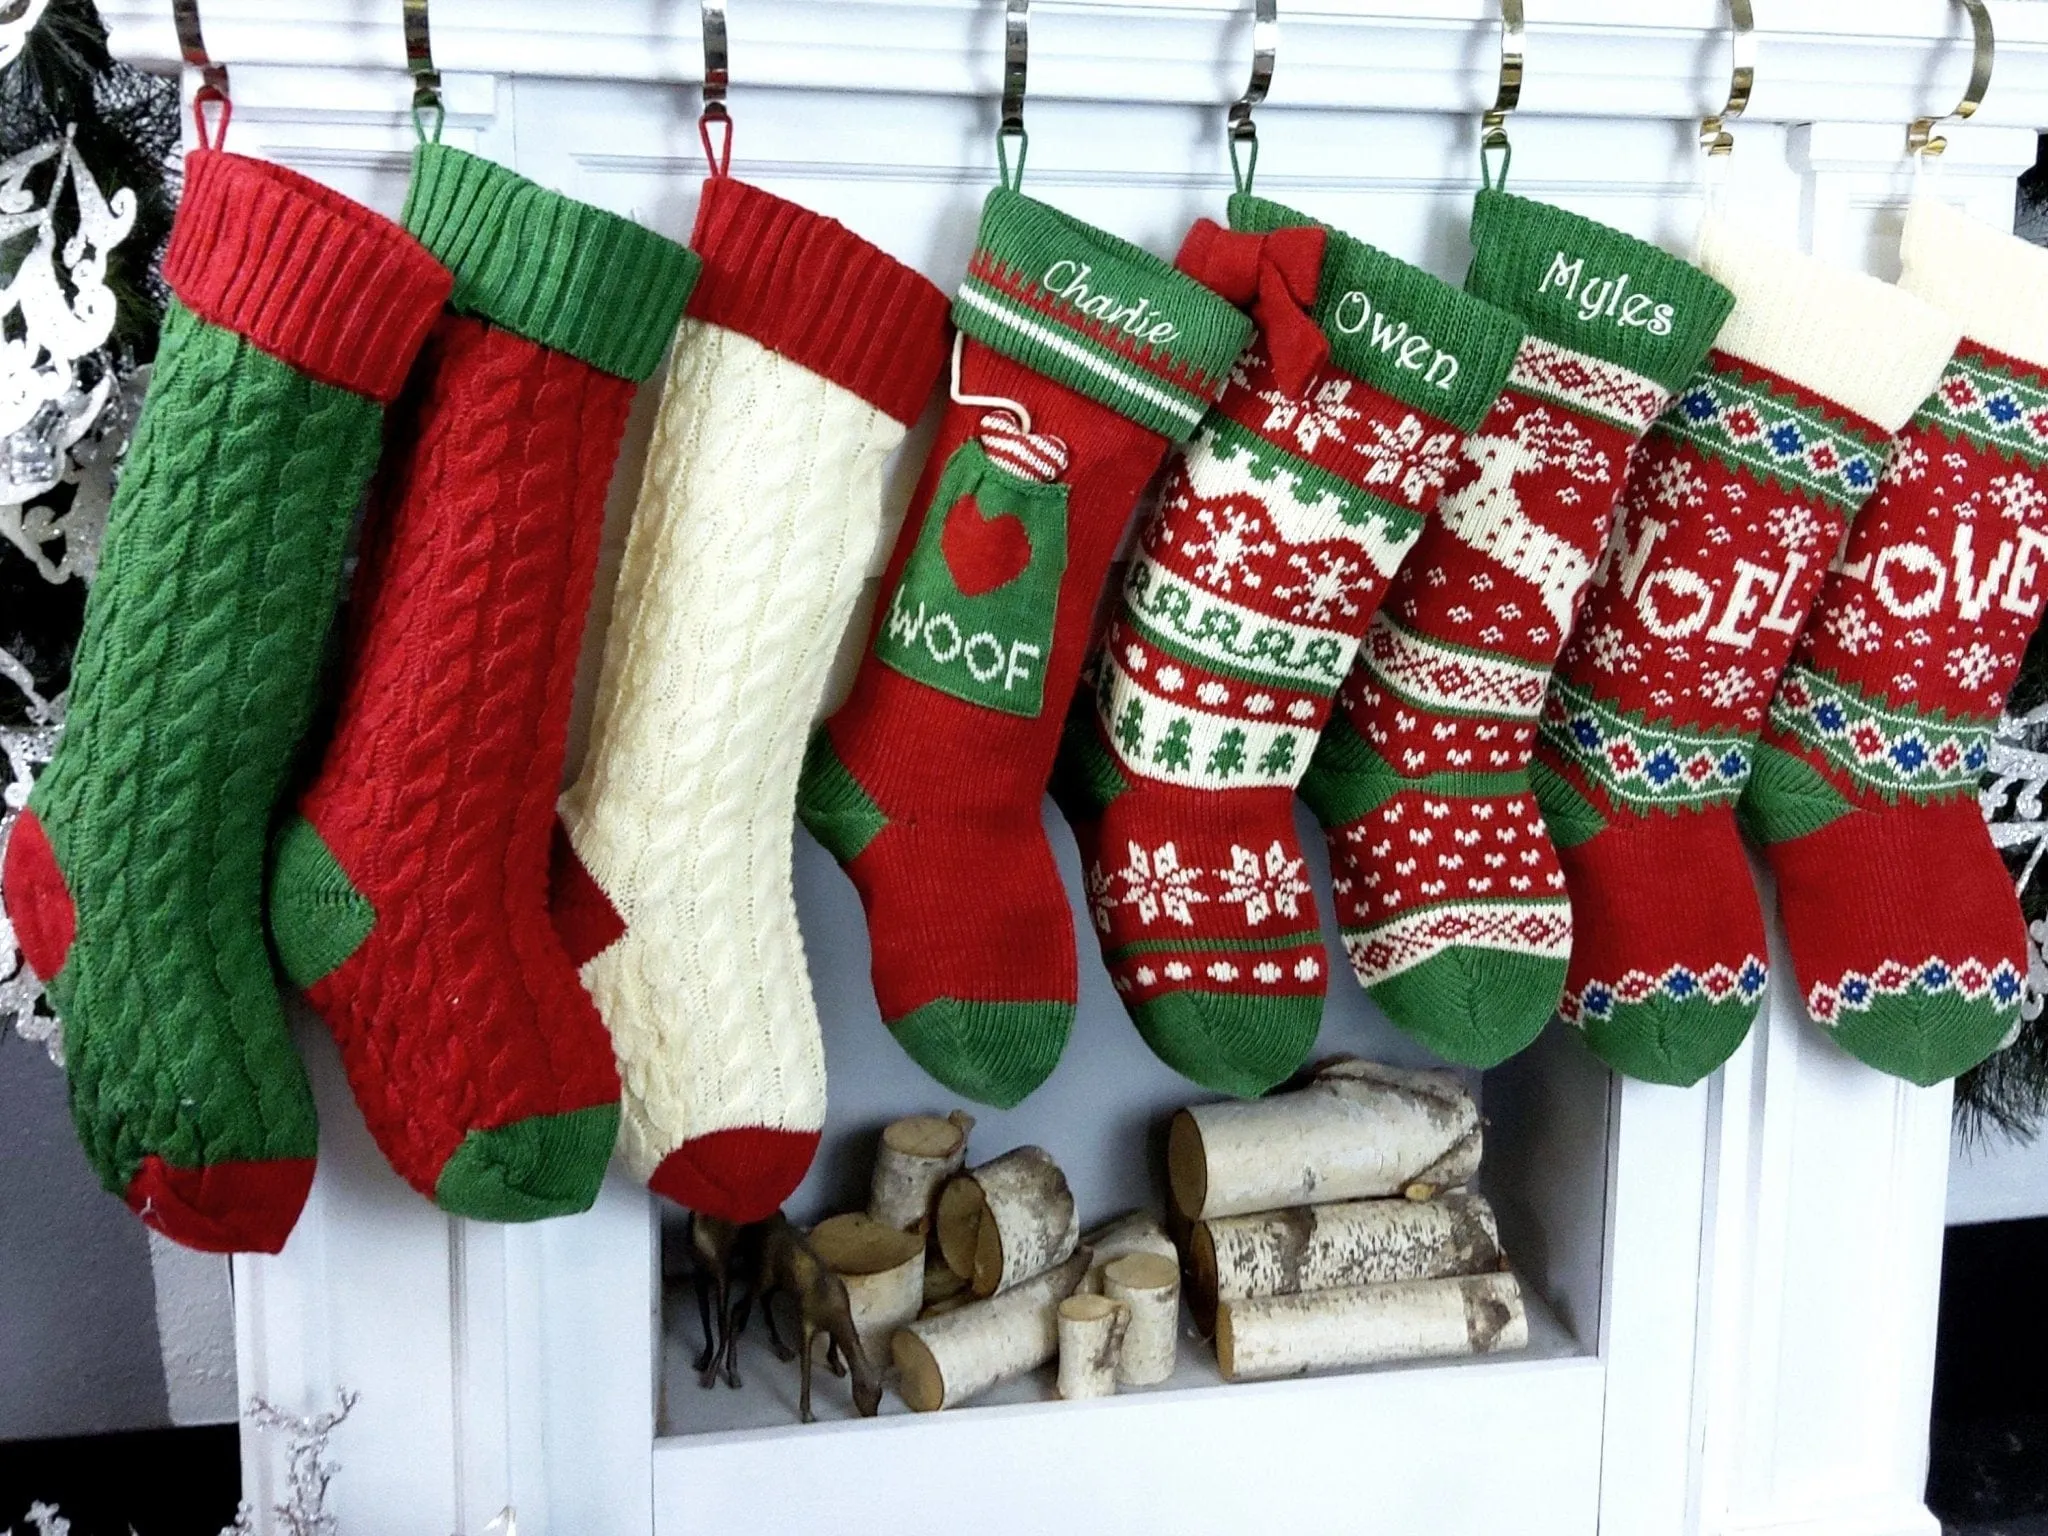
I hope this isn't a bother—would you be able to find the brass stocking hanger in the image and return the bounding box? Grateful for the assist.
[405,0,443,141]
[1908,0,1994,158]
[172,0,229,149]
[1699,0,1754,157]
[1480,0,1522,190]
[1227,0,1277,195]
[701,0,731,177]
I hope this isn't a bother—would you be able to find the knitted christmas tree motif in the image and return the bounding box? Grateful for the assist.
[1529,227,1964,1087]
[1053,193,1524,1095]
[1743,326,2048,1082]
[799,188,1252,1108]
[1302,191,1734,1067]
[267,145,699,1221]
[0,151,450,1252]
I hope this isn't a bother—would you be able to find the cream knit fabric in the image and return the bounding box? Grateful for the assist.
[560,317,907,1186]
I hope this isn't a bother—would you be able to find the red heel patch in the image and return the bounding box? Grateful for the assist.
[549,819,627,968]
[3,810,76,982]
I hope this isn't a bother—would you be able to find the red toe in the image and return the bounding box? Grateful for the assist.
[649,1128,821,1223]
[125,1154,316,1254]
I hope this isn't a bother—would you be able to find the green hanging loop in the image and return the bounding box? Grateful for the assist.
[1227,0,1276,196]
[998,0,1029,190]
[1479,0,1522,192]
[405,0,444,144]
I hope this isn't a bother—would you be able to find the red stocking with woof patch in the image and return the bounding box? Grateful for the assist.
[797,188,1253,1107]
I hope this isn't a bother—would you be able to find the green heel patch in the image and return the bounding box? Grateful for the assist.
[1739,743,1852,847]
[267,816,375,989]
[1530,759,1608,849]
[797,732,888,865]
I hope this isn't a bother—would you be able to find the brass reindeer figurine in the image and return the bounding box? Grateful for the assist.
[688,1212,752,1390]
[755,1213,883,1424]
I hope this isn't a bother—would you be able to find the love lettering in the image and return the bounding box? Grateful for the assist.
[1041,260,1180,346]
[1835,524,2048,623]
[1329,290,1461,391]
[1538,252,1677,337]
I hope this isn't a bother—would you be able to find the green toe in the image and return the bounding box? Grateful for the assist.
[1367,947,1565,1069]
[1131,989,1321,1097]
[890,998,1072,1109]
[1581,995,1759,1087]
[1829,993,2019,1088]
[433,1102,620,1222]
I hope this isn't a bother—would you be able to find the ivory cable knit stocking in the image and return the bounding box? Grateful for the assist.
[551,178,949,1222]
[268,146,698,1220]
[1,152,450,1251]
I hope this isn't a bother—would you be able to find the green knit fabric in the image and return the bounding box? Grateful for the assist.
[402,143,701,383]
[27,300,383,1195]
[1464,190,1734,390]
[1228,193,1524,432]
[952,187,1253,440]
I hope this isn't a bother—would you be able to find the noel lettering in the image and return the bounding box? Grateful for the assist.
[1608,516,1808,648]
[1041,260,1180,345]
[1538,252,1676,337]
[1330,290,1461,391]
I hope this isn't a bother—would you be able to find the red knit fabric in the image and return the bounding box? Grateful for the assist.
[165,151,451,403]
[686,177,951,425]
[286,315,626,1201]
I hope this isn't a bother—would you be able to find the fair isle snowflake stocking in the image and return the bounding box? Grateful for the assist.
[1053,195,1522,1097]
[1301,191,1733,1067]
[1534,217,1959,1085]
[1742,200,2048,1084]
[797,189,1252,1108]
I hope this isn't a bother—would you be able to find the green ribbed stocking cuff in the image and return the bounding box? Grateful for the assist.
[1464,190,1734,392]
[953,187,1253,441]
[1229,192,1523,432]
[402,142,701,381]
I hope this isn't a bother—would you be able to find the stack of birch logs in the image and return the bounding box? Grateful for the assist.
[839,1112,1186,1411]
[1170,1058,1529,1383]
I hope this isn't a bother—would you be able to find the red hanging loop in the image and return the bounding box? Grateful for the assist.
[699,105,732,179]
[192,82,232,151]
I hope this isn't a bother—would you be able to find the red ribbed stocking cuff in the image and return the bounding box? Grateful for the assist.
[686,176,949,425]
[164,150,453,403]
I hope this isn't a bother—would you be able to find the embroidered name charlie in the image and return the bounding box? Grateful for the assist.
[1041,260,1181,345]
[1330,290,1462,391]
[1538,252,1676,337]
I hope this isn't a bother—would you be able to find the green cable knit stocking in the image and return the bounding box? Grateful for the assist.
[0,150,451,1253]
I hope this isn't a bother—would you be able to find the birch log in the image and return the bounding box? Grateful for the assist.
[1056,1295,1128,1401]
[1078,1211,1180,1295]
[809,1213,925,1362]
[1170,1059,1482,1221]
[1189,1191,1502,1331]
[1102,1253,1180,1387]
[1216,1271,1527,1383]
[868,1112,974,1233]
[936,1146,1078,1297]
[893,1248,1092,1411]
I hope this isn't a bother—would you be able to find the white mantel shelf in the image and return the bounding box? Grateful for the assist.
[107,4,2048,1535]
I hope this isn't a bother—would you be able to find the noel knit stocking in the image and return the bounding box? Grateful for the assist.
[1742,200,2048,1084]
[1534,217,1959,1085]
[550,177,949,1222]
[1,151,450,1251]
[267,146,697,1220]
[1302,191,1734,1067]
[797,188,1252,1108]
[1055,194,1523,1096]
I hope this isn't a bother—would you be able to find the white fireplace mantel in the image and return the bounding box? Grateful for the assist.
[99,4,2048,1534]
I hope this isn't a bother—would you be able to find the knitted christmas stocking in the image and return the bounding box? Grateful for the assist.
[797,189,1252,1107]
[550,177,949,1222]
[1534,217,1959,1084]
[1054,194,1523,1096]
[1742,200,2048,1084]
[0,151,449,1251]
[267,146,698,1220]
[1302,191,1734,1067]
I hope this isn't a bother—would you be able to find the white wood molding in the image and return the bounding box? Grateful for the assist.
[165,5,2047,1534]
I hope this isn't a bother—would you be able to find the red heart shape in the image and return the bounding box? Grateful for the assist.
[941,494,1034,597]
